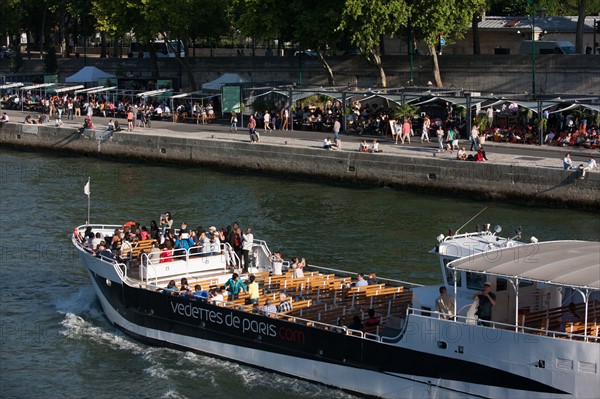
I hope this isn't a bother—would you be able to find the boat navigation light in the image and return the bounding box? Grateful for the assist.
[494,225,502,234]
[437,234,445,243]
[530,236,538,243]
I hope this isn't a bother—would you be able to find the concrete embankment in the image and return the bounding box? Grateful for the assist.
[1,122,598,209]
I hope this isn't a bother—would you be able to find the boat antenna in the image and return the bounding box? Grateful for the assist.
[454,207,487,236]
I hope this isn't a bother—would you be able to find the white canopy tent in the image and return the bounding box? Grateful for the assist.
[65,66,115,83]
[549,103,600,114]
[0,83,24,90]
[202,73,249,91]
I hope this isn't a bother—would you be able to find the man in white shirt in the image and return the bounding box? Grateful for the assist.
[0,112,9,123]
[355,273,369,287]
[242,227,254,272]
[581,157,597,178]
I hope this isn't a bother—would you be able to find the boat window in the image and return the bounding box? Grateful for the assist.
[496,277,534,292]
[443,258,461,286]
[466,272,488,290]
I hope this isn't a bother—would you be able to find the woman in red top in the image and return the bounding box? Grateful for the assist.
[127,108,134,131]
[160,241,173,263]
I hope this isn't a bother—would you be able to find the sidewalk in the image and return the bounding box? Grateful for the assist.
[2,108,597,172]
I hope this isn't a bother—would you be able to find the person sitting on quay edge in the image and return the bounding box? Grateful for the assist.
[358,139,369,152]
[580,157,597,179]
[457,147,467,161]
[563,152,576,170]
[476,146,488,162]
[277,293,293,313]
[323,137,338,150]
[369,139,382,153]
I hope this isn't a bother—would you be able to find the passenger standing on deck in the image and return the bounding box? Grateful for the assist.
[224,273,247,300]
[271,251,284,275]
[472,282,496,326]
[159,212,173,235]
[436,286,455,320]
[242,227,254,273]
[291,257,306,278]
[247,275,260,304]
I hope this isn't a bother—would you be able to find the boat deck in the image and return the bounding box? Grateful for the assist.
[136,269,414,336]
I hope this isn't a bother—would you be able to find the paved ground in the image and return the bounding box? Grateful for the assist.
[3,109,598,171]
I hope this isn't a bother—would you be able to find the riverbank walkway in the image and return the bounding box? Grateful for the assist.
[2,109,598,174]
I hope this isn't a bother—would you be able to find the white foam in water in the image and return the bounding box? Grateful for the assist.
[56,290,355,398]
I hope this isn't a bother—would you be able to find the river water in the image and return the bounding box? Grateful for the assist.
[1,148,598,398]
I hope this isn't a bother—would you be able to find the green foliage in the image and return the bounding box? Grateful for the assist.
[392,103,419,119]
[474,114,489,130]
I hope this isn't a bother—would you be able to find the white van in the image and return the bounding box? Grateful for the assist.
[519,40,576,55]
[129,40,185,58]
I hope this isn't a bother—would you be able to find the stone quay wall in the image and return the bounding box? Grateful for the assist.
[0,122,598,209]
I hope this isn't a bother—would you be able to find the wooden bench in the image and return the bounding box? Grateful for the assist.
[121,239,155,259]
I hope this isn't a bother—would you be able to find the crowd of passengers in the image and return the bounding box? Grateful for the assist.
[76,214,255,271]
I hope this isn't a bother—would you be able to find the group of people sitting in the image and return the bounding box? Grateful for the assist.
[455,146,488,162]
[161,273,294,317]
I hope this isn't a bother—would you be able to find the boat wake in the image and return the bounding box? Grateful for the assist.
[56,288,356,398]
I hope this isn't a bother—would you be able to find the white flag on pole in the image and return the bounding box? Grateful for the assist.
[84,180,90,196]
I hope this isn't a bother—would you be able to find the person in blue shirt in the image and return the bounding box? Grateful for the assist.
[193,284,209,301]
[224,273,247,300]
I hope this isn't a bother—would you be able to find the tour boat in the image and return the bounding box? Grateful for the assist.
[71,223,599,398]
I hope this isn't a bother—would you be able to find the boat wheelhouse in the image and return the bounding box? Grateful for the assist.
[72,223,600,398]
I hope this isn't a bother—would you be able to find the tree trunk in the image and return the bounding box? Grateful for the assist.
[59,8,66,57]
[162,35,197,91]
[472,13,481,55]
[317,50,335,86]
[429,44,443,87]
[113,36,119,58]
[149,40,159,79]
[100,32,107,58]
[575,0,587,53]
[40,5,47,59]
[366,50,386,87]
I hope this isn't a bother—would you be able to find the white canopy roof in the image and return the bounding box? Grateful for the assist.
[87,86,117,94]
[448,241,600,291]
[53,85,85,93]
[137,88,172,98]
[0,82,24,90]
[21,83,55,91]
[75,85,104,94]
[65,66,115,83]
[202,73,249,91]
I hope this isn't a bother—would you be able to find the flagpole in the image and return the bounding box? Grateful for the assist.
[84,177,91,226]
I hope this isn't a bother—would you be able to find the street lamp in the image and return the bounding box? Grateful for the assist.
[529,0,536,95]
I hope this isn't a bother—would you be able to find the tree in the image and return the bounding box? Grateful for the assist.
[410,0,487,87]
[291,0,345,85]
[339,0,410,87]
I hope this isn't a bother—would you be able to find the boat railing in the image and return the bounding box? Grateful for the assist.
[305,264,424,289]
[407,306,598,342]
[137,243,234,284]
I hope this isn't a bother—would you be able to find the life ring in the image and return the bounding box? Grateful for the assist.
[122,221,136,231]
